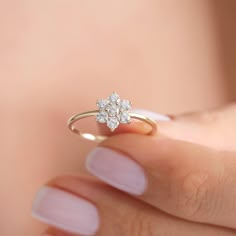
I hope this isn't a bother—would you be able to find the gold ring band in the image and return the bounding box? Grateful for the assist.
[67,92,157,142]
[67,109,157,142]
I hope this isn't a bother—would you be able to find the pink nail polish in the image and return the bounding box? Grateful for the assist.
[86,147,147,195]
[32,186,100,235]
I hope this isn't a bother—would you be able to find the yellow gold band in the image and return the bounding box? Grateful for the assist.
[67,110,157,142]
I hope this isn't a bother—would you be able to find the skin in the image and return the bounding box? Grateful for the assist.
[0,0,234,235]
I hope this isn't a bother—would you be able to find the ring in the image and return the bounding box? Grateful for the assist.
[67,92,157,142]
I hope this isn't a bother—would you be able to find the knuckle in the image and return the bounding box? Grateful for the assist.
[127,210,156,236]
[176,170,212,219]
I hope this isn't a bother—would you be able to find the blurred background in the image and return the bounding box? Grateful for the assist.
[214,1,236,99]
[0,1,236,236]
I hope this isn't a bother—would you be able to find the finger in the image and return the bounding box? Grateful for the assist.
[135,104,236,151]
[32,175,236,236]
[85,133,236,229]
[98,103,236,151]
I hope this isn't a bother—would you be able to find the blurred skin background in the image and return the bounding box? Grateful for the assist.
[0,0,236,235]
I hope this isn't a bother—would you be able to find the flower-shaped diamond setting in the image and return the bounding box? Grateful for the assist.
[96,92,132,131]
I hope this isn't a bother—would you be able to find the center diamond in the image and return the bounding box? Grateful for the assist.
[96,92,132,131]
[106,103,120,116]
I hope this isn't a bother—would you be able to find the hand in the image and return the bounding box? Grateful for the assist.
[32,104,236,236]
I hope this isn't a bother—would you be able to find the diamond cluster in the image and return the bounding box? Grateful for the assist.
[96,92,132,131]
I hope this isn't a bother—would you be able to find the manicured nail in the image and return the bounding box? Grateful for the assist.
[86,147,147,195]
[32,186,100,236]
[131,109,171,121]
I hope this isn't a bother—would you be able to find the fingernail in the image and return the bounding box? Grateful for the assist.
[86,147,147,195]
[32,186,100,236]
[131,109,171,121]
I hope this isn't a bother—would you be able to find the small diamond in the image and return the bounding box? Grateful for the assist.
[120,112,131,123]
[120,100,131,111]
[107,117,119,131]
[96,111,108,123]
[109,92,120,103]
[106,103,119,116]
[96,99,109,109]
